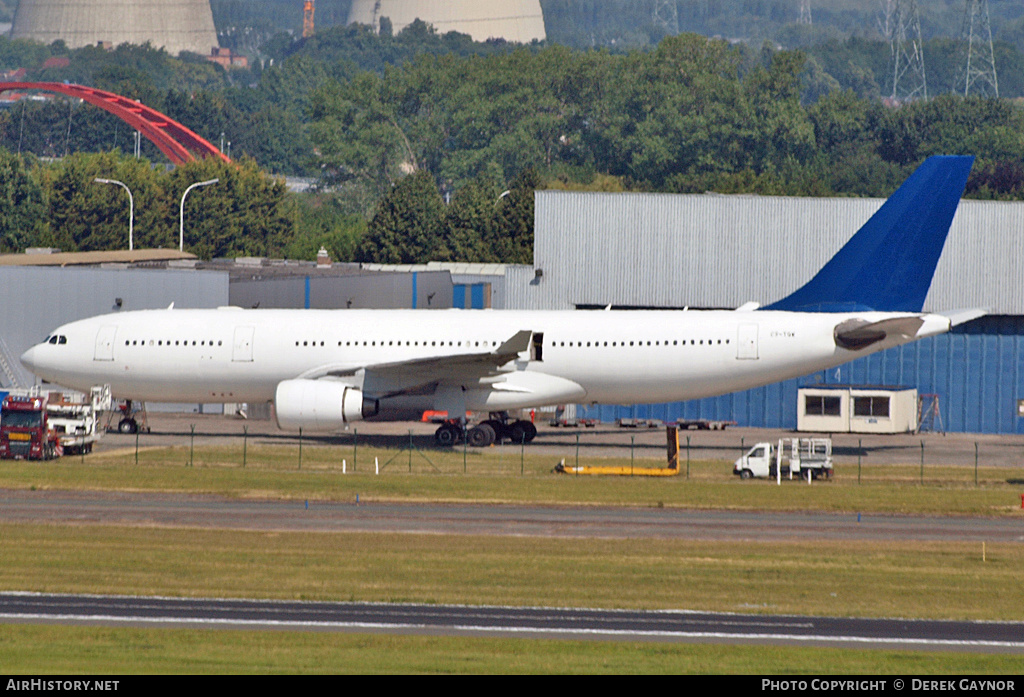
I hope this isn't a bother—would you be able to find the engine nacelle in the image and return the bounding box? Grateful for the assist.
[274,379,378,432]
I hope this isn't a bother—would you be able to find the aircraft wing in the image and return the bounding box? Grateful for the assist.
[296,330,533,398]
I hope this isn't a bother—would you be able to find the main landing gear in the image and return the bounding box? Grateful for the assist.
[434,413,538,447]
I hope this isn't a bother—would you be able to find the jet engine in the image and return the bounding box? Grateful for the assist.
[274,379,378,431]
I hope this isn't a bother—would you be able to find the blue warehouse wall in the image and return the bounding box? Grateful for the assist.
[579,317,1024,434]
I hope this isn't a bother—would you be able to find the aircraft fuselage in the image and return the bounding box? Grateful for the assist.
[21,307,951,414]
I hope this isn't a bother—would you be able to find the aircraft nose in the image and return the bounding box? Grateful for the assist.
[20,344,40,373]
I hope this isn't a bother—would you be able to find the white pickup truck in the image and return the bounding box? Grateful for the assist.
[734,438,833,481]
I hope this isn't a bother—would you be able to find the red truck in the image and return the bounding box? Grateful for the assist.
[0,394,62,460]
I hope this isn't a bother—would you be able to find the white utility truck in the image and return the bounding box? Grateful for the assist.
[47,385,111,455]
[733,438,833,481]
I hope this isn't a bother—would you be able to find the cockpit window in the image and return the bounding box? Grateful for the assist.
[58,335,67,344]
[46,335,67,345]
[48,336,57,344]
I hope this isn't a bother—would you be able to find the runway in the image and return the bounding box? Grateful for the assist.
[3,592,1023,652]
[3,487,1023,652]
[1,488,1023,542]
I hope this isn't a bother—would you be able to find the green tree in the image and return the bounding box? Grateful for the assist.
[173,158,294,259]
[308,71,421,199]
[592,34,754,186]
[744,48,816,168]
[489,168,540,265]
[438,175,501,262]
[355,171,444,264]
[284,192,366,262]
[0,150,45,252]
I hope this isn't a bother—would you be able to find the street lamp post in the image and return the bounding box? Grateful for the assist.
[179,178,219,252]
[94,178,134,251]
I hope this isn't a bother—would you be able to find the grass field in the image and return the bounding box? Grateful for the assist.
[1,442,1023,673]
[3,442,1024,516]
[3,624,1023,675]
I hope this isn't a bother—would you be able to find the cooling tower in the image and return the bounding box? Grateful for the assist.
[10,0,219,56]
[348,0,545,43]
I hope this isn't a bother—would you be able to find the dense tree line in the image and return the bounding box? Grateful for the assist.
[304,33,1024,199]
[0,150,305,259]
[0,21,1023,265]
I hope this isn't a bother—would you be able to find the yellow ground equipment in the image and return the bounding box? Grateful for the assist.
[553,427,681,476]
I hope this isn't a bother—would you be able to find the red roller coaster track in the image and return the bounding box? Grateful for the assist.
[0,81,231,165]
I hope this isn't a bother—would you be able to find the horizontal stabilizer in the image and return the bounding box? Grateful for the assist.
[834,316,926,351]
[940,308,987,327]
[765,155,974,313]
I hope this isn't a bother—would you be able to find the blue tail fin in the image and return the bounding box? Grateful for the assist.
[763,155,973,313]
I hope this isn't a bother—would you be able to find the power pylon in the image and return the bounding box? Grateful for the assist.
[883,0,928,102]
[652,0,679,35]
[798,0,812,25]
[955,0,998,97]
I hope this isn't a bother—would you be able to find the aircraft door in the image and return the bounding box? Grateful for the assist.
[736,323,759,360]
[93,325,117,361]
[232,326,255,362]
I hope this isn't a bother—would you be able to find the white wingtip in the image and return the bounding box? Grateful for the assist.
[938,308,987,327]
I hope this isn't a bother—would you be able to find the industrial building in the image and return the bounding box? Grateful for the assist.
[348,0,546,43]
[512,190,1024,435]
[9,0,218,56]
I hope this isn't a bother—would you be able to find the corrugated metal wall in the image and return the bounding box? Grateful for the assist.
[578,316,1024,434]
[517,191,1024,313]
[229,272,453,310]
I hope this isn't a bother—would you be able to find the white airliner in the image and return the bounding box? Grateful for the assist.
[21,156,982,446]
